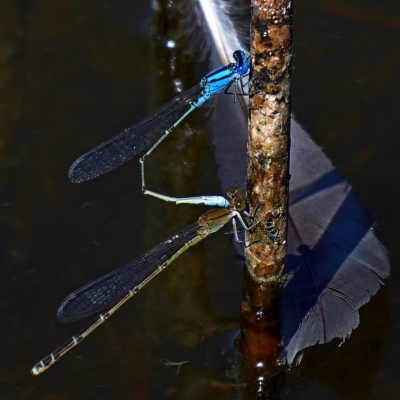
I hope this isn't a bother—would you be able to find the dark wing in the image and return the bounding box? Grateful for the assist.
[69,84,204,183]
[57,222,201,322]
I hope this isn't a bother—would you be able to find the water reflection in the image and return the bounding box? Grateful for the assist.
[0,0,397,399]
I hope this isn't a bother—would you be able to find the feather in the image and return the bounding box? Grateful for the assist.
[182,0,390,365]
[285,121,389,364]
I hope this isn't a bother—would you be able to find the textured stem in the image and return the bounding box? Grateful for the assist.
[239,0,293,397]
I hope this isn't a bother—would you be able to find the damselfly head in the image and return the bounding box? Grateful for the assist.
[226,188,246,211]
[232,50,249,75]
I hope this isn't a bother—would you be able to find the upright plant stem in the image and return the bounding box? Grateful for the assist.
[239,0,293,397]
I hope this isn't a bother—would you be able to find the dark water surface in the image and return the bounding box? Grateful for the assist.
[0,1,398,399]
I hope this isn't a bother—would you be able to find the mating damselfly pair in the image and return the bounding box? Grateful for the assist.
[31,51,252,375]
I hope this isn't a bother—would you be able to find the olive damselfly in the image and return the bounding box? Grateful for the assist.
[31,189,253,375]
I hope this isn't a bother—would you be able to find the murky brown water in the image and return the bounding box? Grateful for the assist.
[0,1,398,399]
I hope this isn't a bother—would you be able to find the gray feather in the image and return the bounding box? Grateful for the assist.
[284,121,389,365]
[184,0,390,365]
